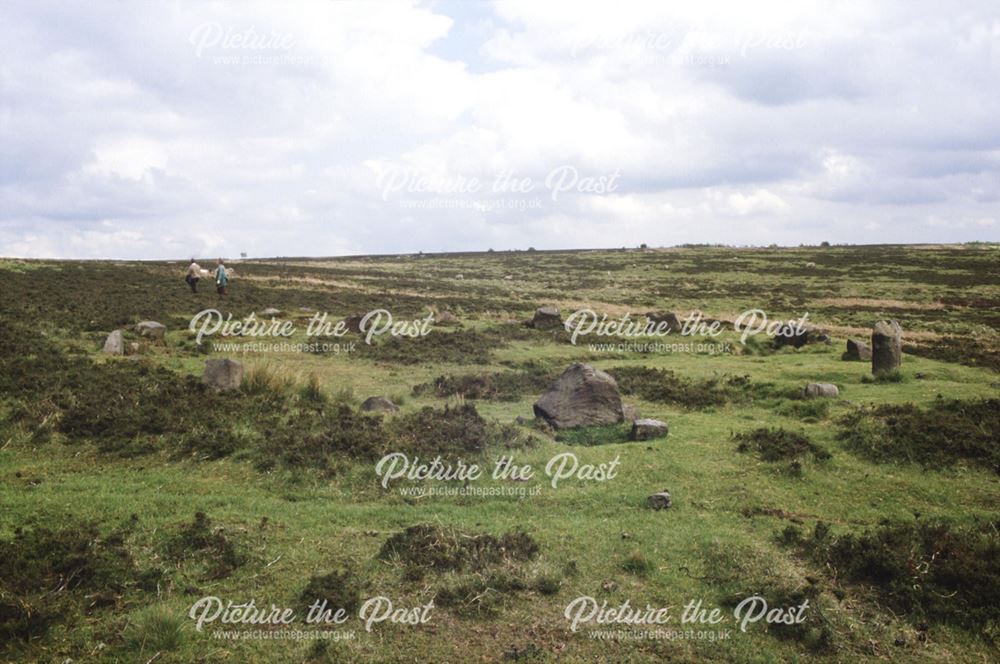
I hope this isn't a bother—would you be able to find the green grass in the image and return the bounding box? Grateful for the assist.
[1,245,999,662]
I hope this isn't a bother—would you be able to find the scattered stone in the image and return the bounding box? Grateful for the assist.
[773,323,830,348]
[915,372,926,380]
[202,359,244,391]
[360,396,399,412]
[533,363,624,429]
[342,314,364,333]
[435,311,460,325]
[504,275,513,280]
[102,329,124,355]
[872,320,903,374]
[630,418,668,441]
[135,320,166,341]
[648,490,672,510]
[127,342,140,355]
[805,261,817,268]
[455,274,464,280]
[622,404,640,422]
[645,311,682,332]
[843,338,872,361]
[804,383,839,398]
[529,306,562,330]
[515,415,529,425]
[259,307,281,316]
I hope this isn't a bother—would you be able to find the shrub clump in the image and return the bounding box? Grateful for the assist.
[837,398,1000,471]
[378,524,538,572]
[413,366,555,401]
[733,428,831,462]
[0,522,139,641]
[299,568,363,615]
[783,520,1000,632]
[607,366,753,409]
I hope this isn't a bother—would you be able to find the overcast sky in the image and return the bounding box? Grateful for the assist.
[2,1,999,258]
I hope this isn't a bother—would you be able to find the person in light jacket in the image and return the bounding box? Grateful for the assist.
[185,258,201,293]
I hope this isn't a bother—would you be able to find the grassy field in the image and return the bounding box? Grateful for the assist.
[1,244,999,663]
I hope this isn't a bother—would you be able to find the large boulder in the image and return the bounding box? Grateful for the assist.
[135,321,166,341]
[529,306,562,330]
[533,363,624,429]
[630,418,668,441]
[871,320,902,374]
[102,330,124,355]
[843,338,872,361]
[202,359,244,391]
[804,383,839,398]
[360,396,399,413]
[644,311,682,333]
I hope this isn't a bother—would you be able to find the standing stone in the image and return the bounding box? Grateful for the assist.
[360,396,399,412]
[202,359,244,391]
[630,419,669,441]
[135,321,166,341]
[871,320,902,374]
[529,306,562,330]
[533,363,624,429]
[645,311,682,333]
[648,490,672,510]
[803,383,839,398]
[843,339,872,361]
[102,330,124,355]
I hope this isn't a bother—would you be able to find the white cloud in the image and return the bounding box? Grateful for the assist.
[1,0,998,258]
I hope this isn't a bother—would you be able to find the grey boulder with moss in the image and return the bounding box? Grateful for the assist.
[533,363,624,429]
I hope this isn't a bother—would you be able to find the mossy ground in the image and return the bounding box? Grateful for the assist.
[1,245,998,662]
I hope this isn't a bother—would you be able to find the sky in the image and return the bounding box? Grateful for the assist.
[1,0,999,259]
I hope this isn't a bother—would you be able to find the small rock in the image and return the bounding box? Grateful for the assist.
[648,490,672,510]
[341,314,364,333]
[360,396,399,412]
[843,338,872,361]
[202,359,244,391]
[529,305,562,330]
[515,415,529,425]
[644,311,682,332]
[435,311,460,325]
[630,418,668,441]
[102,330,124,355]
[455,274,464,280]
[259,307,281,316]
[804,383,839,398]
[135,320,166,341]
[915,372,926,380]
[127,342,140,355]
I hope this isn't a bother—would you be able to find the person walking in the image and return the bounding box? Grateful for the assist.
[185,258,201,293]
[214,258,229,296]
